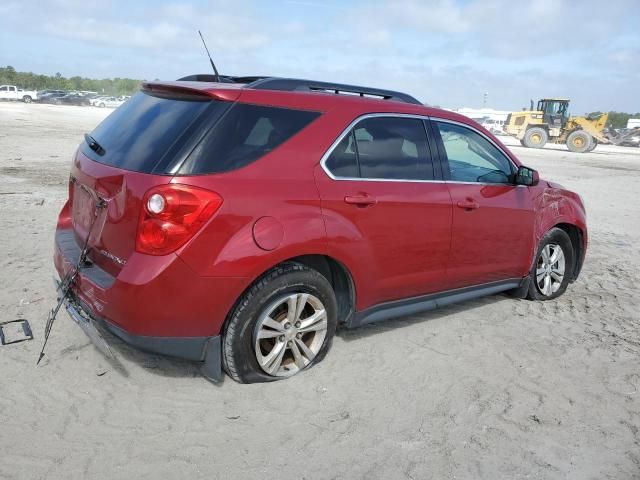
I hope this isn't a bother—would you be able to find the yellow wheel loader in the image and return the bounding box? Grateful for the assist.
[504,98,609,153]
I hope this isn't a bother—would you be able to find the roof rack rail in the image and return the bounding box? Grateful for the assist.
[175,75,422,105]
[246,77,422,105]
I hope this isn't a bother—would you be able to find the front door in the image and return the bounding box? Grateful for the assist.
[431,119,535,289]
[315,115,452,311]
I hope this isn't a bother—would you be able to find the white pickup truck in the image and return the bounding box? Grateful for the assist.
[0,85,38,103]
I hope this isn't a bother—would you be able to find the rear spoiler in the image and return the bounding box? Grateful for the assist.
[141,81,241,102]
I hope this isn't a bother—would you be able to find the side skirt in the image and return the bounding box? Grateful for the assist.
[346,278,525,329]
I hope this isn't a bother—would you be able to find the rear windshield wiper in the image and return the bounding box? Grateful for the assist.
[84,133,106,156]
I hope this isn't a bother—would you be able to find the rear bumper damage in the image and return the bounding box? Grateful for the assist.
[57,277,223,382]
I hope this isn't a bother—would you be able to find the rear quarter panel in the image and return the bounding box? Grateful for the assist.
[173,107,359,281]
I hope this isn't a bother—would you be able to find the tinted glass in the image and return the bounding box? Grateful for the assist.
[81,91,215,173]
[435,121,513,184]
[325,131,359,178]
[354,117,433,180]
[179,104,320,174]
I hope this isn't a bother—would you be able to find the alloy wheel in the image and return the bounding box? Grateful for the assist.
[254,293,328,377]
[535,243,566,296]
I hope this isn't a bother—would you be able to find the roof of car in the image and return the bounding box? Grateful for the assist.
[142,77,477,127]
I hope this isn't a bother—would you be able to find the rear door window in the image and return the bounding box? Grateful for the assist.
[324,116,435,181]
[325,131,359,178]
[178,104,321,174]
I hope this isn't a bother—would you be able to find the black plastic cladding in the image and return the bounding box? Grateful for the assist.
[175,75,422,105]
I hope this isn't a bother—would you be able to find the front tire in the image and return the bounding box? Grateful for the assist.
[527,228,574,300]
[523,127,548,148]
[222,263,338,383]
[566,130,592,153]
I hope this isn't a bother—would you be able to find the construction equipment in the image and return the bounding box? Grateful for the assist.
[504,98,609,153]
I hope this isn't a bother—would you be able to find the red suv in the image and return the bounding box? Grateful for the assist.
[53,77,587,383]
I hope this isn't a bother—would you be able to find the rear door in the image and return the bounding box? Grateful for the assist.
[315,115,452,310]
[431,119,535,289]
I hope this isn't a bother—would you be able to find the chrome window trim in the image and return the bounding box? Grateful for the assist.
[319,113,437,183]
[319,112,524,186]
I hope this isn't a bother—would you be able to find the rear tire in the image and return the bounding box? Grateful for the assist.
[566,130,592,153]
[222,263,337,383]
[22,95,32,103]
[527,228,574,301]
[523,127,548,148]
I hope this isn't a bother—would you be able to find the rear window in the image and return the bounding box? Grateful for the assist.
[81,91,218,173]
[177,103,321,174]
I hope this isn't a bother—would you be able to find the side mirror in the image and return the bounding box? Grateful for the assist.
[515,166,539,186]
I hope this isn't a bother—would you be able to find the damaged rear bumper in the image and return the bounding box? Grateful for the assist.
[60,284,223,382]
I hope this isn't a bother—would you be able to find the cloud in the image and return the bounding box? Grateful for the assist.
[0,0,639,112]
[2,0,271,52]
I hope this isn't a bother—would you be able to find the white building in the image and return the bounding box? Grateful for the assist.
[448,107,512,134]
[452,107,511,122]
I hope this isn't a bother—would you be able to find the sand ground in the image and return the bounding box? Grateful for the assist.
[0,102,639,480]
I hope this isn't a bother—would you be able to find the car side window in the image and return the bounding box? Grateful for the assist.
[324,116,434,181]
[435,121,513,184]
[325,131,359,178]
[179,103,320,174]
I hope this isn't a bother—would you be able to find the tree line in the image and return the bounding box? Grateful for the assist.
[598,111,640,130]
[2,65,639,128]
[0,66,141,96]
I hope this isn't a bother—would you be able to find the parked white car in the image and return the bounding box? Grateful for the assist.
[481,118,506,135]
[95,96,124,108]
[0,85,38,103]
[89,96,108,106]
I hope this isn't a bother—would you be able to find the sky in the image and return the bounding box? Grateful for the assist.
[1,0,639,113]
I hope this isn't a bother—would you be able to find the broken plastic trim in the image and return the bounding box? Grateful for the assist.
[0,319,33,345]
[37,189,107,365]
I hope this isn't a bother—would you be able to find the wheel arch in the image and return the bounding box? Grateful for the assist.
[526,123,549,132]
[532,221,585,282]
[552,222,585,281]
[220,254,357,335]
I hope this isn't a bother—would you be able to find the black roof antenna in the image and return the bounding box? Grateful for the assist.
[198,30,220,82]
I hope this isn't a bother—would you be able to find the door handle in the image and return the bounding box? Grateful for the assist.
[456,199,480,210]
[344,195,376,206]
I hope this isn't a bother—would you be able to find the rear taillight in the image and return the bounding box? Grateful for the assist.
[136,184,223,256]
